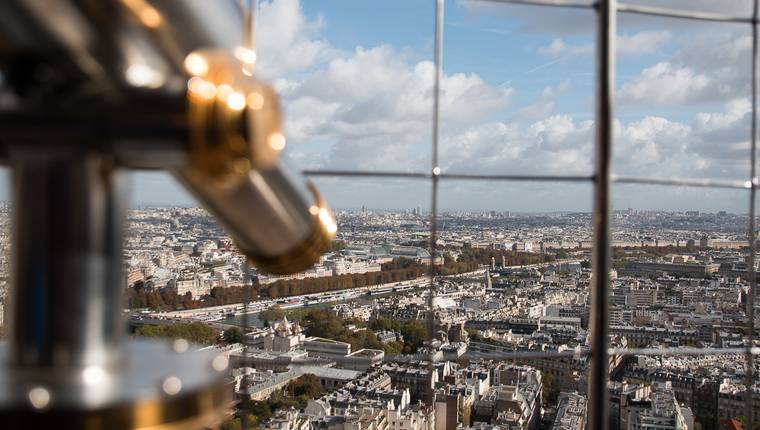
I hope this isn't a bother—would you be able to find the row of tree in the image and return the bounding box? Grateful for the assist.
[455,248,558,267]
[126,284,258,311]
[134,321,243,348]
[264,263,427,299]
[134,321,219,344]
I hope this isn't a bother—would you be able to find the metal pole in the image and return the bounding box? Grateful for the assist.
[745,0,758,426]
[8,152,125,369]
[427,0,444,405]
[588,0,615,428]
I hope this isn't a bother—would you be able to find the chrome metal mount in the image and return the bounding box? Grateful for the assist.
[0,152,232,429]
[0,340,232,429]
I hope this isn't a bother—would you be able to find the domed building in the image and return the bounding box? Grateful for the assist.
[252,317,306,352]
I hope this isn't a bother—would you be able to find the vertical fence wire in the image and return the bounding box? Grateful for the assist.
[240,0,258,342]
[427,0,445,405]
[588,0,615,428]
[240,3,258,428]
[746,0,759,426]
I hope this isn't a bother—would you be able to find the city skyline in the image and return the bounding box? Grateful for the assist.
[125,199,753,216]
[0,169,746,212]
[129,171,754,212]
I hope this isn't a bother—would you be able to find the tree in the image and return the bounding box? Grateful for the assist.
[401,320,428,352]
[290,374,324,399]
[259,305,285,325]
[369,317,400,332]
[542,373,559,404]
[382,341,404,355]
[381,257,416,270]
[306,310,346,339]
[135,322,218,345]
[330,240,347,251]
[220,418,242,430]
[443,252,454,264]
[210,287,224,299]
[285,308,310,323]
[223,326,243,344]
[466,328,482,342]
[248,401,272,421]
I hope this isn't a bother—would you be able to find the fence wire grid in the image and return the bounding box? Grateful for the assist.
[296,0,760,428]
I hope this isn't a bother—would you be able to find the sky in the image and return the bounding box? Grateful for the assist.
[127,0,757,212]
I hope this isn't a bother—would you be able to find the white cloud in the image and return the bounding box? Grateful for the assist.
[236,1,515,172]
[617,31,671,55]
[618,32,750,106]
[255,0,327,80]
[537,39,593,57]
[677,34,750,71]
[618,62,715,105]
[694,98,750,135]
[615,116,691,170]
[436,98,751,182]
[529,115,592,152]
[290,45,511,124]
[440,65,514,122]
[254,0,747,181]
[439,82,599,176]
[440,115,593,175]
[615,100,752,178]
[690,98,751,164]
[538,30,670,58]
[516,86,555,121]
[281,44,511,170]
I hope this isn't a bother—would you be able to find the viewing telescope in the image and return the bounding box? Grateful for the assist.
[0,0,336,428]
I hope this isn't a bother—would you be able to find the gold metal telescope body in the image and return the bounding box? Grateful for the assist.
[0,0,336,428]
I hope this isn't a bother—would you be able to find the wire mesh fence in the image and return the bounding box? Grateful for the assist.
[297,0,760,428]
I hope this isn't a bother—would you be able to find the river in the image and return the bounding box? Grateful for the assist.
[219,287,426,328]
